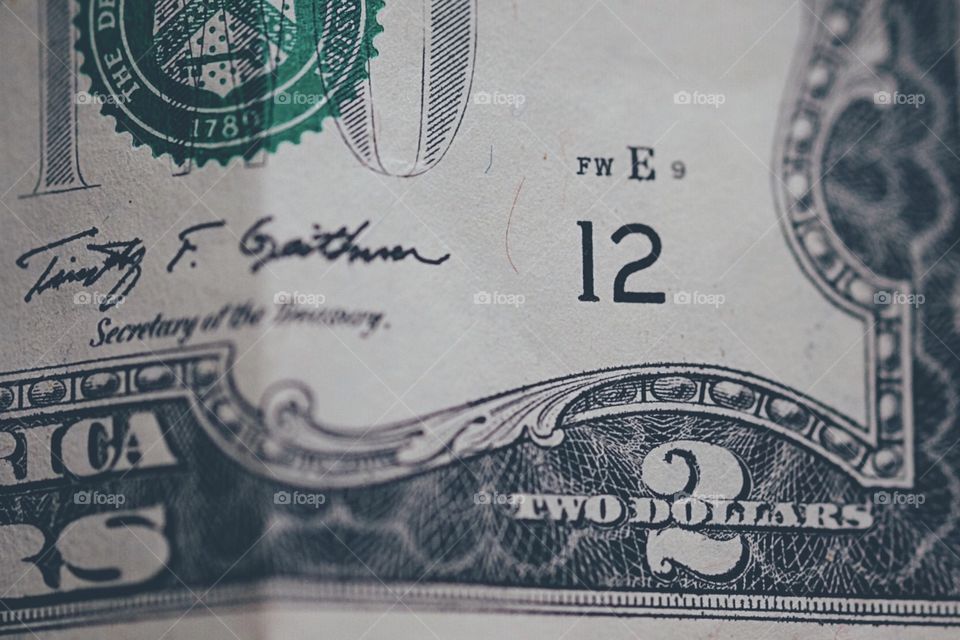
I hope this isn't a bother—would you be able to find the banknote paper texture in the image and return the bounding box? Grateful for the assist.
[1,0,960,638]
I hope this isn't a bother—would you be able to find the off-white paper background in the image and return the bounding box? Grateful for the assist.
[0,0,867,430]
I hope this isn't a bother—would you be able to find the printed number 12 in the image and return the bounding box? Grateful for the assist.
[578,221,665,304]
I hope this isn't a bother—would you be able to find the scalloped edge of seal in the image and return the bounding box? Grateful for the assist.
[75,0,384,167]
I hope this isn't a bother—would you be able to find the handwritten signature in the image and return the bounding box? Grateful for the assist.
[16,216,449,311]
[239,216,451,273]
[16,228,145,311]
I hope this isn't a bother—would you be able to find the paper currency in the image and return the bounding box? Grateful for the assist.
[1,0,959,638]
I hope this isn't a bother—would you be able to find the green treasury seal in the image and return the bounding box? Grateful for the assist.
[77,0,383,166]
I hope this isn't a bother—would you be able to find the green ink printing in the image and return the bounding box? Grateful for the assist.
[77,0,383,166]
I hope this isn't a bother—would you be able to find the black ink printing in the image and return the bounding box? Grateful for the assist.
[239,216,451,273]
[166,220,226,272]
[16,227,145,311]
